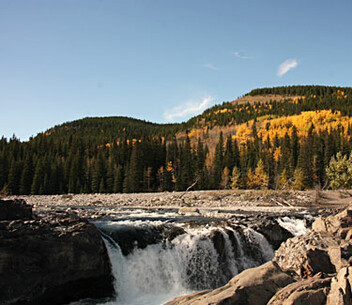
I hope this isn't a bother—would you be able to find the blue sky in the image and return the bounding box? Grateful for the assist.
[1,0,352,140]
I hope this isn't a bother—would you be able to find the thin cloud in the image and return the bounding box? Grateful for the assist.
[233,51,251,59]
[204,63,219,71]
[164,96,214,122]
[277,59,298,77]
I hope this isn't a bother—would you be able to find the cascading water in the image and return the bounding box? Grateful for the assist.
[93,222,275,305]
[70,207,308,305]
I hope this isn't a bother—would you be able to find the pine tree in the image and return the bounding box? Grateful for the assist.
[290,126,299,171]
[31,159,46,194]
[7,160,21,195]
[125,143,143,192]
[178,136,194,190]
[326,152,352,189]
[20,157,33,195]
[213,132,224,188]
[113,166,124,193]
[297,125,315,188]
[224,136,235,171]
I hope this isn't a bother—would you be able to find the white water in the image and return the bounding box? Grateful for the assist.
[277,216,308,236]
[92,225,275,305]
[70,207,314,305]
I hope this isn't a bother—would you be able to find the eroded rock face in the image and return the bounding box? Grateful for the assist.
[0,201,114,305]
[165,261,294,305]
[252,218,293,250]
[326,267,352,305]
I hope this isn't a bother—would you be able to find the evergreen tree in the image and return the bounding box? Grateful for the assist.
[213,132,224,188]
[326,152,352,189]
[113,166,124,193]
[290,126,299,171]
[20,157,33,195]
[224,136,235,171]
[7,160,21,195]
[297,125,315,188]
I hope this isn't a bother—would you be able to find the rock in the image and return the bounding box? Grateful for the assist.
[252,219,293,250]
[274,231,339,278]
[100,225,164,256]
[312,208,352,234]
[326,267,352,305]
[0,210,114,305]
[0,199,33,220]
[165,261,294,305]
[268,272,331,305]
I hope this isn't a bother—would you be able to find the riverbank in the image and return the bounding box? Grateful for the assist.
[6,190,352,208]
[4,189,350,220]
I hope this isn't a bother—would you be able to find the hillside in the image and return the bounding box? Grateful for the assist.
[1,85,352,195]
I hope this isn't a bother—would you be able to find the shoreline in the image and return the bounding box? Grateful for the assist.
[4,189,350,219]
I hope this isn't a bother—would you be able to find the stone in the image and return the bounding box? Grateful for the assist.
[0,199,33,220]
[326,267,352,305]
[268,272,331,305]
[0,210,114,305]
[165,261,294,305]
[274,231,338,278]
[312,209,352,235]
[252,219,293,250]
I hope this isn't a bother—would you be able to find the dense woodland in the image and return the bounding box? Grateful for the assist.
[1,85,352,195]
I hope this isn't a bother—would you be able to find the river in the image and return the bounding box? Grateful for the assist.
[65,206,312,305]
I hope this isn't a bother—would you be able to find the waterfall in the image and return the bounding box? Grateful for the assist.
[95,222,275,305]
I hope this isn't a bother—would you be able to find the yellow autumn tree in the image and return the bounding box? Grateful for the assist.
[247,159,269,189]
[278,168,289,190]
[291,168,306,190]
[220,167,230,189]
[230,166,241,189]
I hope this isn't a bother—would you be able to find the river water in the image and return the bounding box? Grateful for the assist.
[69,207,311,305]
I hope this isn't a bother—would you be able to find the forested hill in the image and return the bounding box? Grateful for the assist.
[2,85,352,195]
[42,116,183,142]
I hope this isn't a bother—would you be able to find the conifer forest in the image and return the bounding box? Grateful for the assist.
[2,85,352,195]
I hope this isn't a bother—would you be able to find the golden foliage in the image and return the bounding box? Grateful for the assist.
[247,159,269,189]
[232,110,352,145]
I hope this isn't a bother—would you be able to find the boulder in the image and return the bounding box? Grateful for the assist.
[274,231,339,278]
[0,199,33,220]
[165,261,294,305]
[312,208,352,235]
[0,210,114,305]
[252,219,293,250]
[326,267,352,305]
[268,272,331,305]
